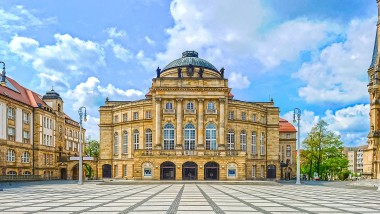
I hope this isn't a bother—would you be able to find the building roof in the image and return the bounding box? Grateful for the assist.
[162,51,219,73]
[42,88,62,100]
[370,30,378,69]
[0,76,47,108]
[279,118,296,132]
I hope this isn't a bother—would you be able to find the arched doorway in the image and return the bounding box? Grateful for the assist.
[60,168,67,180]
[204,162,219,180]
[267,165,276,179]
[72,165,78,180]
[182,162,197,180]
[160,161,175,180]
[102,164,112,178]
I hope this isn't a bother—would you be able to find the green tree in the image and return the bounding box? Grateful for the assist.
[301,120,348,181]
[84,139,99,179]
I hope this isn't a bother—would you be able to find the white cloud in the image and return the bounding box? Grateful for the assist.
[9,34,105,89]
[293,17,376,103]
[145,36,155,45]
[83,115,100,140]
[282,104,369,147]
[106,27,127,38]
[140,0,338,72]
[228,72,250,89]
[98,84,144,98]
[0,5,55,34]
[105,39,132,62]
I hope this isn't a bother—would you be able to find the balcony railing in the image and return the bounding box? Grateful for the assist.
[205,109,217,114]
[184,109,196,114]
[163,109,175,114]
[134,149,246,157]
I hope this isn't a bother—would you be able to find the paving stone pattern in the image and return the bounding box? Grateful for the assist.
[1,183,380,213]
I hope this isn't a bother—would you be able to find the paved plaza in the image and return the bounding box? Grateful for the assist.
[1,182,380,214]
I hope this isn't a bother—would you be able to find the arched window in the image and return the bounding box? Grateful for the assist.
[58,104,61,112]
[122,131,128,154]
[145,129,152,150]
[23,171,31,175]
[207,102,215,110]
[22,152,30,163]
[206,123,217,150]
[114,132,119,155]
[166,102,173,109]
[184,124,195,150]
[252,132,257,155]
[260,132,265,155]
[240,130,247,151]
[134,129,139,150]
[187,102,194,110]
[163,124,175,150]
[227,130,235,150]
[7,171,17,175]
[7,150,15,162]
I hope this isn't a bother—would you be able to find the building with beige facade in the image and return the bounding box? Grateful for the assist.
[0,68,86,180]
[98,51,296,180]
[366,0,380,179]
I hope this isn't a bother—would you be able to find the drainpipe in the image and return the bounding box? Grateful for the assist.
[32,108,35,175]
[265,107,268,179]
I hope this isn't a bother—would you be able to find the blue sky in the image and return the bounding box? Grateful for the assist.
[0,0,376,146]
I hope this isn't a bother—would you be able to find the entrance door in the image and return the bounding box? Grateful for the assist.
[72,165,78,180]
[160,161,176,180]
[60,168,67,180]
[267,165,276,179]
[204,162,219,180]
[182,162,198,180]
[102,164,112,178]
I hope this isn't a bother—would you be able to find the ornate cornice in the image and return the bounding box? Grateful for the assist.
[154,87,229,91]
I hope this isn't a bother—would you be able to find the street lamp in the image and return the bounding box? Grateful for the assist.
[78,107,87,185]
[293,108,301,185]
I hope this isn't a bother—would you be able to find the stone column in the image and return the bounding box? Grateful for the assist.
[176,98,183,149]
[197,99,204,149]
[219,98,226,150]
[155,98,161,149]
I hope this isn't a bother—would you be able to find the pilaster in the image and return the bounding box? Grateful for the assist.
[197,99,204,149]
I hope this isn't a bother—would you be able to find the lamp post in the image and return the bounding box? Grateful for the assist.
[78,107,87,185]
[293,108,301,185]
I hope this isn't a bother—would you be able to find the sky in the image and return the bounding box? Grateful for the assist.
[0,0,377,146]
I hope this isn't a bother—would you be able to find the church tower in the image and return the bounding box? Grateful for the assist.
[366,0,380,179]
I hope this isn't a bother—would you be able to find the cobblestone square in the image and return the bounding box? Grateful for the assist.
[1,182,380,213]
[0,183,380,214]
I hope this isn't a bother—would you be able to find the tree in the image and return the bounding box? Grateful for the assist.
[84,139,99,179]
[301,120,348,181]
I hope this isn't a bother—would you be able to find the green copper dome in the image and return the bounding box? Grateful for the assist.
[162,51,219,73]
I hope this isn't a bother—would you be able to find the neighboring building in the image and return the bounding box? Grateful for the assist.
[366,0,380,179]
[99,51,296,180]
[0,70,86,179]
[343,145,368,176]
[279,118,296,180]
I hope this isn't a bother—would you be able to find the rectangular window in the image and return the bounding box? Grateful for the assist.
[286,145,291,157]
[145,111,151,119]
[8,127,15,141]
[134,132,139,150]
[260,132,265,155]
[114,115,119,123]
[241,112,246,121]
[133,112,139,120]
[228,169,236,177]
[7,107,15,120]
[228,111,234,120]
[23,131,30,144]
[50,119,52,129]
[286,133,291,139]
[44,117,47,128]
[252,165,256,177]
[23,112,30,124]
[261,165,265,178]
[123,113,128,122]
[252,132,257,155]
[261,116,266,124]
[252,114,257,122]
[123,165,127,177]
